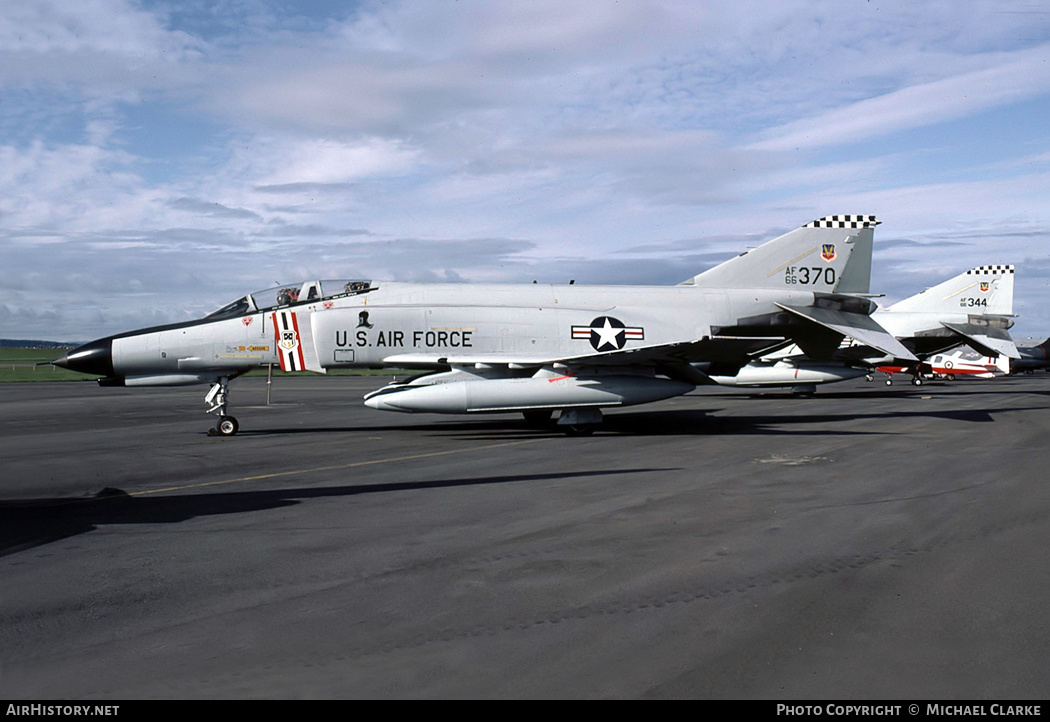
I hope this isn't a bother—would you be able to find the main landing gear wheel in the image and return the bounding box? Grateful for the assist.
[556,408,603,436]
[209,415,239,437]
[522,409,554,428]
[790,383,817,397]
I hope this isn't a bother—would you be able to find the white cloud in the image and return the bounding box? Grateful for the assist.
[0,140,146,229]
[0,0,189,56]
[750,45,1050,151]
[253,137,423,187]
[0,0,202,93]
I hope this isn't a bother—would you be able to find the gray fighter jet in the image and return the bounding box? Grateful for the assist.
[53,215,913,435]
[1010,338,1050,374]
[710,264,1018,392]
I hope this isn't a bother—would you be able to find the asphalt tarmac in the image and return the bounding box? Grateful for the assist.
[1,374,1049,699]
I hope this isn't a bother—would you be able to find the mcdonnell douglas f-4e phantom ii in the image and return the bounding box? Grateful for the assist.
[710,264,1019,392]
[867,264,1018,385]
[53,215,915,435]
[1011,338,1050,374]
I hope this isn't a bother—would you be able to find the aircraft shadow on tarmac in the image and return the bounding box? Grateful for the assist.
[593,404,1039,435]
[240,399,1040,439]
[710,380,1050,402]
[0,467,674,557]
[227,379,1050,438]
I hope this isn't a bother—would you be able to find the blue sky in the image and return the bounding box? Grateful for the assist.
[3,0,1050,341]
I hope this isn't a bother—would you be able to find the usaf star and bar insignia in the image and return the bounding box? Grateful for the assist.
[572,316,645,352]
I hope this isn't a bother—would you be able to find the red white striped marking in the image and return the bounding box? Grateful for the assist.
[274,310,307,372]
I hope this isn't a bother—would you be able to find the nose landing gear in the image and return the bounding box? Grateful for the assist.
[206,376,239,436]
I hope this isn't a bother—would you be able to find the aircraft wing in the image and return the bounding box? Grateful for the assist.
[775,302,918,362]
[380,336,782,370]
[940,322,1020,359]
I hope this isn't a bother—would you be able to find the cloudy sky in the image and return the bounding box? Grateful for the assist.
[3,0,1050,341]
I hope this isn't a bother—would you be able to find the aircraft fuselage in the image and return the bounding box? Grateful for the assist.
[62,281,838,384]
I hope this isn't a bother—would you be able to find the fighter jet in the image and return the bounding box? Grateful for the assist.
[1010,338,1050,374]
[711,264,1019,392]
[53,215,914,435]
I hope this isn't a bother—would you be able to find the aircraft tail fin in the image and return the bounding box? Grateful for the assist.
[683,215,878,293]
[887,265,1015,316]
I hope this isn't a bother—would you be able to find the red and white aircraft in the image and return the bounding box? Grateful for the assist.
[873,346,1008,384]
[929,347,1009,380]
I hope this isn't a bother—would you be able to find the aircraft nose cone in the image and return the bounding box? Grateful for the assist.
[53,338,115,377]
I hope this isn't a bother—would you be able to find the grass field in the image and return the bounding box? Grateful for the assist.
[0,347,401,382]
[0,348,84,382]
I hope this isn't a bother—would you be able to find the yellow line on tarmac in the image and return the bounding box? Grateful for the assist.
[130,437,550,496]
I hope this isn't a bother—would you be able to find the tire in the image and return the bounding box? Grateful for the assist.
[522,410,554,427]
[216,416,239,436]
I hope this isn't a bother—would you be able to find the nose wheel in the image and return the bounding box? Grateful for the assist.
[209,415,240,436]
[205,376,240,436]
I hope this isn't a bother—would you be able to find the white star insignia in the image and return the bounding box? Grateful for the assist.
[592,318,624,351]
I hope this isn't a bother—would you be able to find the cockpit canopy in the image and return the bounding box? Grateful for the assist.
[205,279,374,320]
